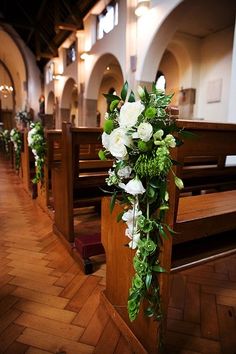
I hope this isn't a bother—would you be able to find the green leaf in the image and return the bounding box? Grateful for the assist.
[98,150,107,160]
[121,81,128,101]
[116,211,124,222]
[110,99,120,112]
[103,119,114,134]
[152,82,157,93]
[152,265,166,273]
[159,225,168,240]
[159,204,169,210]
[110,191,117,213]
[146,185,155,199]
[165,224,178,235]
[145,273,152,289]
[128,90,136,102]
[103,93,121,103]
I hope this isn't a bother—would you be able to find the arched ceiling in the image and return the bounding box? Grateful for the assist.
[177,0,236,38]
[0,0,96,71]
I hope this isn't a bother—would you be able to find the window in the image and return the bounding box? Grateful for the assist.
[155,70,166,91]
[46,62,54,84]
[97,1,118,40]
[66,42,76,66]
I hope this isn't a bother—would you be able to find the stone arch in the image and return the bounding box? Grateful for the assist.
[47,91,55,114]
[156,40,192,106]
[60,78,78,126]
[0,29,27,112]
[85,53,124,126]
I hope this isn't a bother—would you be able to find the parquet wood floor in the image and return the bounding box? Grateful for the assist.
[0,156,236,354]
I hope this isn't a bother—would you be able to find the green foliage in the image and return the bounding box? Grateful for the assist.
[99,82,185,327]
[27,122,46,184]
[0,129,10,153]
[10,128,22,170]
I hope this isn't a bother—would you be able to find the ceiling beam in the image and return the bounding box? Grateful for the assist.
[62,0,83,28]
[55,22,79,32]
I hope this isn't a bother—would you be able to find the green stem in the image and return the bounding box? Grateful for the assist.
[146,201,150,240]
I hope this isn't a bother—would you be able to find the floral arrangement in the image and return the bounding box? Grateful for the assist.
[27,122,46,184]
[99,82,184,323]
[10,128,22,170]
[0,129,10,153]
[16,109,32,125]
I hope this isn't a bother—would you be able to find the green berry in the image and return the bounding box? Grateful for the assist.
[103,119,114,134]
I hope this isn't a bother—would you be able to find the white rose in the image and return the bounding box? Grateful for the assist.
[117,166,132,179]
[108,128,132,159]
[119,177,145,195]
[102,132,110,149]
[118,101,144,128]
[137,122,153,142]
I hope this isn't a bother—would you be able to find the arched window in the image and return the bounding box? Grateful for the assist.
[155,70,166,91]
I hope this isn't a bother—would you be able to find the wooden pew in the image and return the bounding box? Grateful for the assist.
[36,129,62,214]
[101,120,236,353]
[52,122,112,273]
[182,154,236,195]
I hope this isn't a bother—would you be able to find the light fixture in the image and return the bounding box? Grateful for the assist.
[0,84,13,98]
[52,73,63,80]
[135,0,150,17]
[80,52,90,61]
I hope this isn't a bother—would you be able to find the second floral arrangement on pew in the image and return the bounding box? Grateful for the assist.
[27,122,46,184]
[16,109,32,128]
[100,82,184,323]
[10,128,22,171]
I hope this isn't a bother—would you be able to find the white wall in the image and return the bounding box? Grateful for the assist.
[83,0,127,100]
[197,27,233,121]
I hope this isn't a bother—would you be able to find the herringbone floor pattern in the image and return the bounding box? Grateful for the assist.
[166,257,236,354]
[0,158,133,354]
[0,156,236,354]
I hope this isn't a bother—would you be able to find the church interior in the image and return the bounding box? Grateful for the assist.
[0,0,236,353]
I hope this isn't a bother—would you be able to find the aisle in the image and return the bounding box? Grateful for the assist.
[0,158,132,354]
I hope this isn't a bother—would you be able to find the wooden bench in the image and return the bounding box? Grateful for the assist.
[36,129,62,214]
[101,120,236,353]
[182,154,236,195]
[52,122,112,273]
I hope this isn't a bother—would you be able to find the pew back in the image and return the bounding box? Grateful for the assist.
[172,120,236,244]
[36,129,62,212]
[101,120,236,353]
[52,122,112,242]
